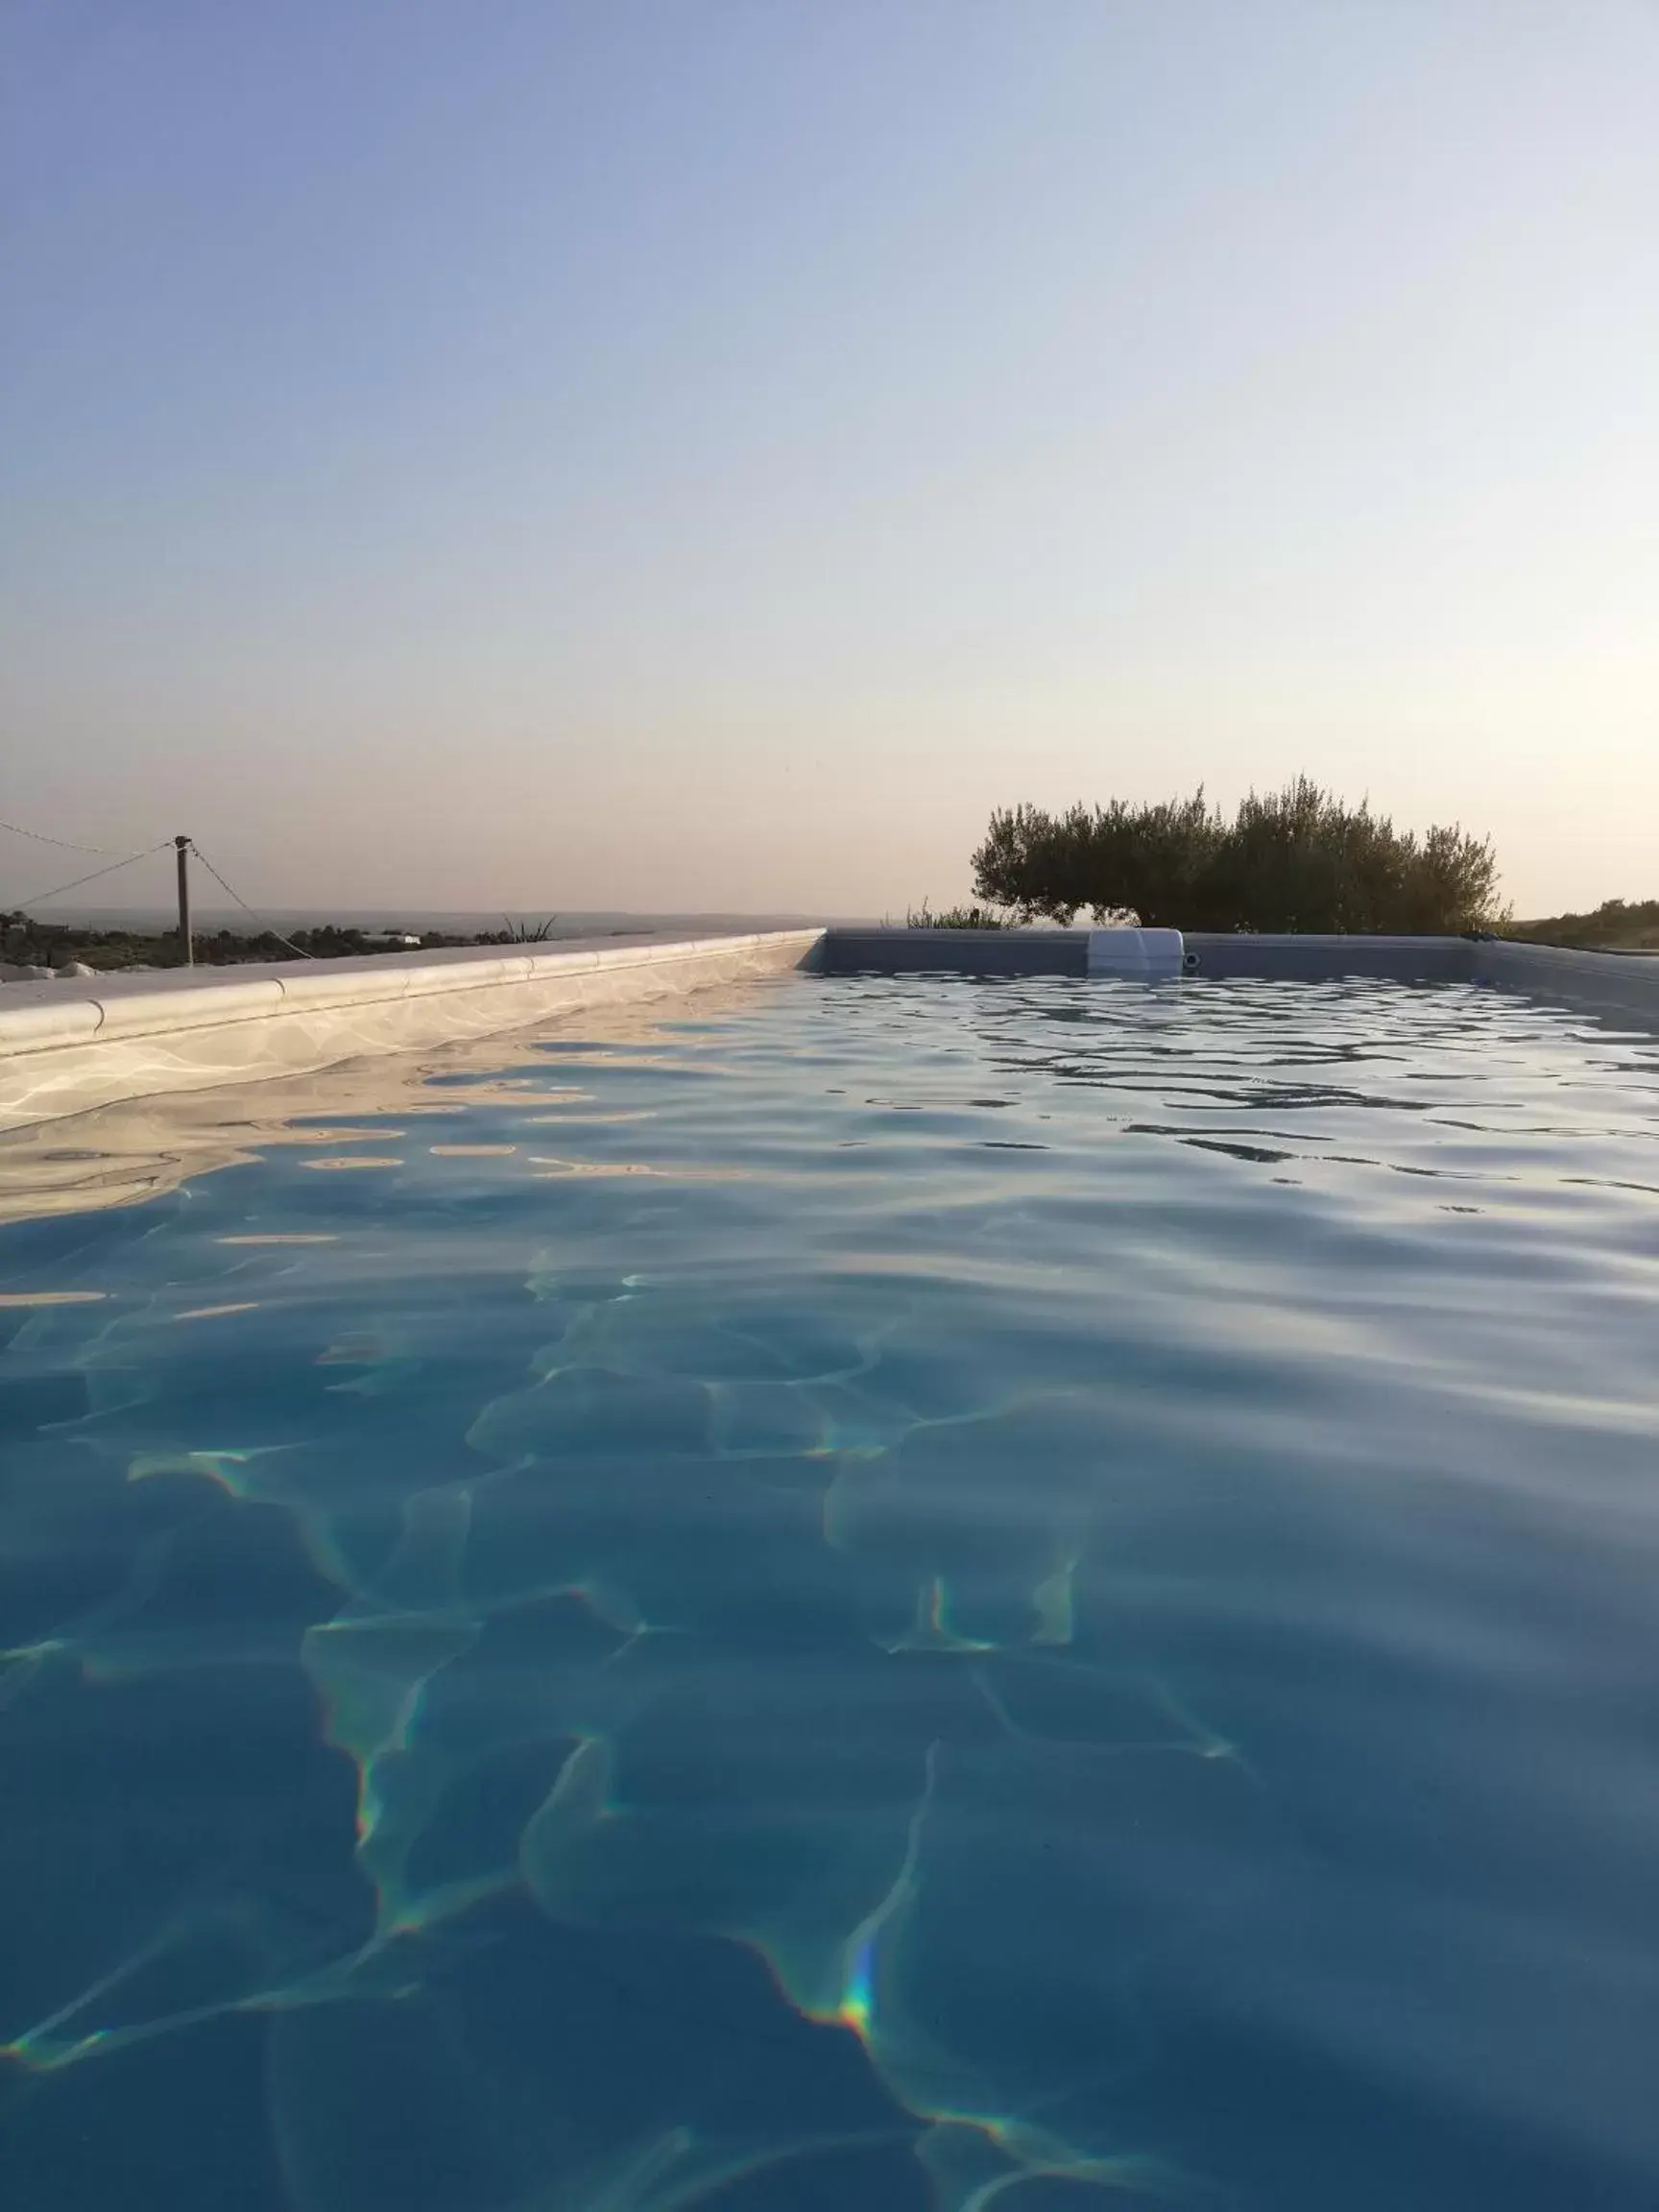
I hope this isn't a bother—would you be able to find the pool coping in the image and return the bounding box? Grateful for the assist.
[0,928,825,1131]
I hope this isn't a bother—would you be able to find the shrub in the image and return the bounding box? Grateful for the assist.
[906,900,1008,929]
[971,779,1503,934]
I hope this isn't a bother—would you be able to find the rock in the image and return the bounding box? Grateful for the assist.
[54,961,96,978]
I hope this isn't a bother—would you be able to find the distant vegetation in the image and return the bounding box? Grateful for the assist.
[966,778,1506,935]
[0,914,568,974]
[1508,899,1659,951]
[493,916,561,943]
[904,900,1007,929]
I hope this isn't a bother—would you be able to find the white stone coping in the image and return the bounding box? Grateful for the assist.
[0,929,824,1131]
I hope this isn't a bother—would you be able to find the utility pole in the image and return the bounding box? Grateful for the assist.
[175,835,193,967]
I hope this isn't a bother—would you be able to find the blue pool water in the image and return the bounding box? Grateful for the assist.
[3,974,1658,2211]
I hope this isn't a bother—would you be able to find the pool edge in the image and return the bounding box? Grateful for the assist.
[0,928,826,1131]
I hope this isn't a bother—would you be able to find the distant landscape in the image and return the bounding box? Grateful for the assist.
[1505,900,1659,952]
[0,910,830,974]
[3,876,1657,976]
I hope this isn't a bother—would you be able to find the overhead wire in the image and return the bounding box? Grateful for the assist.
[3,821,330,968]
[9,841,175,911]
[6,830,323,963]
[187,843,318,958]
[0,815,129,855]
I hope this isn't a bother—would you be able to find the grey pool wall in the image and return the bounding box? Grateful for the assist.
[818,928,1475,980]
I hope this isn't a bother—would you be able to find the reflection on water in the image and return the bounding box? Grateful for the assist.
[0,988,757,1227]
[3,974,1659,2210]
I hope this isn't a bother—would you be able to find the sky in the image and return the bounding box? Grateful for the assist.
[3,1,1656,921]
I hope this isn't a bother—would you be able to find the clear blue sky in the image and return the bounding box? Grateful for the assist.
[3,1,1655,917]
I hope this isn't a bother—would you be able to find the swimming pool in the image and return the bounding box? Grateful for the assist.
[3,973,1657,2210]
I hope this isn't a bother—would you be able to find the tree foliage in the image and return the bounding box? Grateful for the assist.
[971,778,1504,934]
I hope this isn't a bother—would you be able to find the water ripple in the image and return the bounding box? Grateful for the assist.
[2,975,1657,2209]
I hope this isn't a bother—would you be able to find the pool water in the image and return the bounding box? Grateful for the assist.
[3,974,1658,2211]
